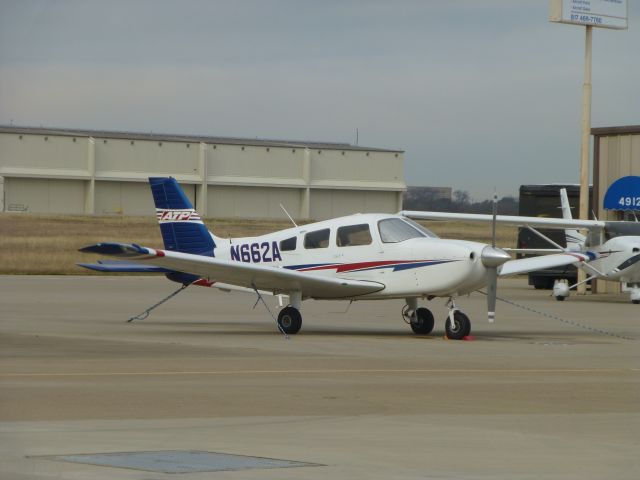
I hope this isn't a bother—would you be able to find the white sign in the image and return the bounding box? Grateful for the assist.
[549,0,628,29]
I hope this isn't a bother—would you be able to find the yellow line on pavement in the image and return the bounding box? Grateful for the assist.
[0,368,636,378]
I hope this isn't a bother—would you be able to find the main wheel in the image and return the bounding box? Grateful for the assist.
[445,311,471,340]
[410,307,435,335]
[277,306,302,334]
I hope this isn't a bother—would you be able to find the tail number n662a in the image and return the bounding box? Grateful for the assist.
[230,241,283,263]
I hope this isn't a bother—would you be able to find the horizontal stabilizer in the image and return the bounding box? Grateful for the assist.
[77,260,171,273]
[79,242,149,257]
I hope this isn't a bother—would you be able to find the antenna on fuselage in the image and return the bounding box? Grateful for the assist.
[280,204,298,227]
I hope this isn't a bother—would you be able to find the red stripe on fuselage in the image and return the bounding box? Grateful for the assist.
[295,260,432,273]
[336,260,408,273]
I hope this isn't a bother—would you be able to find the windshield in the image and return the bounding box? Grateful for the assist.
[402,218,439,238]
[378,218,438,243]
[604,222,640,240]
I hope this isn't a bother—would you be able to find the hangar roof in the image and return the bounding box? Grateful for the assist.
[0,126,404,153]
[591,125,640,136]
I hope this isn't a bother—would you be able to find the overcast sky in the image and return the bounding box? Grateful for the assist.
[1,0,638,200]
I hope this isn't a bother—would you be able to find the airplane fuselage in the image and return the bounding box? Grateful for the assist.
[590,236,640,284]
[215,213,490,300]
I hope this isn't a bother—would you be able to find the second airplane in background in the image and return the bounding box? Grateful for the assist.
[402,188,640,304]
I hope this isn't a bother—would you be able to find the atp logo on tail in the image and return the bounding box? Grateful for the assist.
[156,209,202,223]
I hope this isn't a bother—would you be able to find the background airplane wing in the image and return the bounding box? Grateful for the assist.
[401,210,605,231]
[80,243,385,299]
[499,252,592,277]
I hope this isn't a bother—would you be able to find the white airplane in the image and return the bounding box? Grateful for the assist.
[79,178,595,339]
[402,189,640,304]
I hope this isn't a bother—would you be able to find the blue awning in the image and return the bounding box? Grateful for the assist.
[603,176,640,211]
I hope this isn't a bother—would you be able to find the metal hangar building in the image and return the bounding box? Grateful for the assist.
[0,126,405,220]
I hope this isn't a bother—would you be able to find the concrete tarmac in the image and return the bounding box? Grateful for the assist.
[0,275,638,479]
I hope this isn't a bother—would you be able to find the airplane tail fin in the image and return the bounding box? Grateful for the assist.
[149,177,217,257]
[559,188,586,250]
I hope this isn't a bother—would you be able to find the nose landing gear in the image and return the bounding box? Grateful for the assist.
[444,298,471,340]
[630,284,640,304]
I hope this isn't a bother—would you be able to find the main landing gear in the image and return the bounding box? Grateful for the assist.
[275,290,303,335]
[402,298,471,340]
[402,303,435,335]
[277,306,302,334]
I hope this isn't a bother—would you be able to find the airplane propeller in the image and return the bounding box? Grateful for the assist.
[480,193,511,323]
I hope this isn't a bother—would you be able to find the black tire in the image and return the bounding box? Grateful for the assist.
[555,296,566,302]
[410,307,435,335]
[277,306,302,334]
[633,300,640,305]
[445,311,471,340]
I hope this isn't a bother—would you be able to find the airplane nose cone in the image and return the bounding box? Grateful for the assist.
[481,246,511,268]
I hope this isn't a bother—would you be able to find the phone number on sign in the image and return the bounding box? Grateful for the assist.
[570,14,603,24]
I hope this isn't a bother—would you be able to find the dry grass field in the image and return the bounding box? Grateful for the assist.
[0,213,518,274]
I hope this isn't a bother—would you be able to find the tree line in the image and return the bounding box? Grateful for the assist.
[403,187,519,215]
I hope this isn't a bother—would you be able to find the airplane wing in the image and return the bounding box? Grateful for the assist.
[401,210,605,231]
[79,243,385,299]
[77,260,282,295]
[499,252,592,277]
[503,248,564,255]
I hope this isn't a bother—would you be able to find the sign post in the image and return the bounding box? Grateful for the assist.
[549,0,628,294]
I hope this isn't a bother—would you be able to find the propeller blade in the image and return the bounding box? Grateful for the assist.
[481,245,510,323]
[487,267,497,323]
[485,192,503,322]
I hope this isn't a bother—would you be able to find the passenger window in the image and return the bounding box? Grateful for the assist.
[304,229,330,249]
[280,237,297,251]
[337,224,372,247]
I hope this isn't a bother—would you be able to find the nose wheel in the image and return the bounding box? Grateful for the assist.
[444,298,471,340]
[630,285,640,304]
[445,311,471,340]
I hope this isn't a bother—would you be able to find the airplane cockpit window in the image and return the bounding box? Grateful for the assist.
[604,222,640,240]
[402,218,439,238]
[379,218,430,243]
[280,236,297,251]
[337,224,372,247]
[304,228,330,249]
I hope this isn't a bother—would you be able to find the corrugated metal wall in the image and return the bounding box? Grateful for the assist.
[0,128,405,220]
[593,128,640,293]
[596,133,640,221]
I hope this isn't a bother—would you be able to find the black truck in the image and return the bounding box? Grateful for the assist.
[518,184,592,289]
